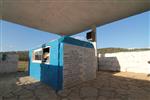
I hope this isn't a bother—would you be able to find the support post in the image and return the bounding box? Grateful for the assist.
[91,25,98,71]
[91,25,97,56]
[86,25,99,71]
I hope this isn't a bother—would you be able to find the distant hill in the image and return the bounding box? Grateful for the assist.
[1,48,150,61]
[97,48,150,54]
[0,51,29,61]
[17,51,29,61]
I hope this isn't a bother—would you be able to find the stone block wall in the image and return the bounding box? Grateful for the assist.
[63,44,97,88]
[0,53,18,73]
[98,51,150,74]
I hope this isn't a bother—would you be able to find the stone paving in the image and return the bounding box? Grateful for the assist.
[0,71,150,100]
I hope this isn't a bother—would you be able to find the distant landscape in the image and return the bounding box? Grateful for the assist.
[0,48,149,72]
[0,51,29,61]
[97,48,150,54]
[1,48,150,61]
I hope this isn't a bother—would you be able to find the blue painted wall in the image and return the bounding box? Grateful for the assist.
[29,50,41,80]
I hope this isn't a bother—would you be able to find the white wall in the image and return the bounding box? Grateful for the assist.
[98,51,150,74]
[0,53,18,73]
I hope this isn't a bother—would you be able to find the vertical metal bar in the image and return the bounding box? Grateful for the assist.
[0,21,2,52]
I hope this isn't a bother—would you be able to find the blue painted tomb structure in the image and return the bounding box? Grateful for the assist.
[29,36,97,91]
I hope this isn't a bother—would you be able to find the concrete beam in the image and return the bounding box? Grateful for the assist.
[1,0,150,35]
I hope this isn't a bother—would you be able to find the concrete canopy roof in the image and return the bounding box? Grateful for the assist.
[1,0,150,35]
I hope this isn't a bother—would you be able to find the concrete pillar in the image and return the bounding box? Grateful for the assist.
[91,25,98,71]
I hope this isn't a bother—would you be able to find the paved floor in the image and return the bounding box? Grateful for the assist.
[0,71,150,100]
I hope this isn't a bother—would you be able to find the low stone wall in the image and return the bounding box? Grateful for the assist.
[98,51,150,74]
[0,53,18,73]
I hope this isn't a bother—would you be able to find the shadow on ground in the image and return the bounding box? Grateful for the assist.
[0,71,150,100]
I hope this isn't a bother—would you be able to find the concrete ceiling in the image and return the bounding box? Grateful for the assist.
[1,0,150,35]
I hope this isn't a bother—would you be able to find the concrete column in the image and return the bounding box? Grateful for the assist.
[91,25,98,71]
[91,25,97,56]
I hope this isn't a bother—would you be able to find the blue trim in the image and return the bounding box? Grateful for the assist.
[58,36,94,48]
[58,43,64,90]
[28,51,31,75]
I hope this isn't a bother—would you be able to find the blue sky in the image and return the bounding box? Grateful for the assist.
[73,11,150,49]
[0,11,149,51]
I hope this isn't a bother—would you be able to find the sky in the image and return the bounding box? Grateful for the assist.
[73,11,150,49]
[0,11,149,52]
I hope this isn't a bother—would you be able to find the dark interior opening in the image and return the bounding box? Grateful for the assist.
[42,47,50,64]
